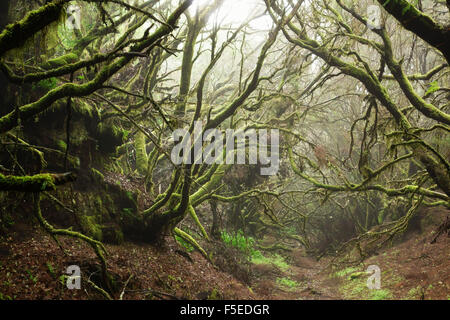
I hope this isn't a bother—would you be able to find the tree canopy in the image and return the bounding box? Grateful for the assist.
[0,0,448,298]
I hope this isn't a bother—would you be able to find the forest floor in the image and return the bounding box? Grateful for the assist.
[0,211,448,300]
[250,221,449,300]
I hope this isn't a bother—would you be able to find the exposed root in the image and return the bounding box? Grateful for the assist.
[87,278,113,300]
[188,205,210,241]
[173,227,211,262]
[32,192,112,295]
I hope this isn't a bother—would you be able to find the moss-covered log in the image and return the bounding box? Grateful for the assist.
[174,227,210,261]
[0,172,76,192]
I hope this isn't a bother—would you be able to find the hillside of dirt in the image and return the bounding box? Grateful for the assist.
[0,209,448,300]
[251,211,449,300]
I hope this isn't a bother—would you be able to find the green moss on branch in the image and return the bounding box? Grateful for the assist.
[174,227,210,261]
[0,0,193,134]
[0,1,66,57]
[0,172,76,192]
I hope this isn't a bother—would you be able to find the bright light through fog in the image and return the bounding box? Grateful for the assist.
[190,0,273,31]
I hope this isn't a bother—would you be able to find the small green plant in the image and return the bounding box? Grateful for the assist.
[208,288,220,300]
[59,274,68,287]
[252,253,290,272]
[221,230,265,260]
[46,262,56,279]
[0,292,12,300]
[221,230,291,271]
[57,140,67,151]
[221,230,255,253]
[122,208,133,215]
[167,275,178,282]
[123,130,131,141]
[270,254,290,271]
[175,234,194,252]
[369,289,392,300]
[334,267,359,278]
[33,77,57,91]
[276,277,299,289]
[125,191,134,201]
[407,286,421,299]
[26,269,38,284]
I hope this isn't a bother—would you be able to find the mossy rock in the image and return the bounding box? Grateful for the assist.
[101,224,124,245]
[70,121,91,147]
[79,215,102,241]
[105,182,138,212]
[97,123,128,153]
[119,207,145,240]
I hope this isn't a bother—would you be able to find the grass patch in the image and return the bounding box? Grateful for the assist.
[221,230,291,272]
[336,267,394,300]
[252,252,290,272]
[276,277,299,289]
[221,230,256,254]
[369,289,392,300]
[407,286,422,300]
[333,266,359,278]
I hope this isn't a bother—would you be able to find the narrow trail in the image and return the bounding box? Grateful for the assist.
[0,210,448,300]
[250,215,449,300]
[251,249,342,300]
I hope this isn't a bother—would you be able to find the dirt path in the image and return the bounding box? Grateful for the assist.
[0,213,448,300]
[250,221,449,300]
[250,248,342,300]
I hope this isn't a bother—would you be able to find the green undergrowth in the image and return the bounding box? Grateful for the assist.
[251,252,290,272]
[276,277,300,291]
[79,215,102,241]
[0,292,13,300]
[221,230,291,272]
[175,233,195,252]
[332,266,398,300]
[221,230,257,254]
[333,267,359,278]
[32,77,57,91]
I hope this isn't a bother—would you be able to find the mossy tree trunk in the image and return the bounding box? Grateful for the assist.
[134,131,148,175]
